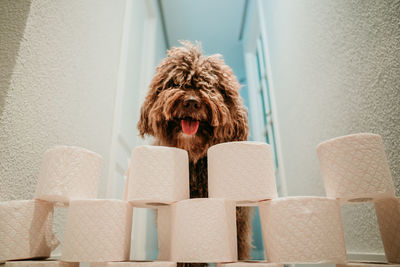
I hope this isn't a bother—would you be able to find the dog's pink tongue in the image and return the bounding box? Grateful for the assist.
[181,120,200,135]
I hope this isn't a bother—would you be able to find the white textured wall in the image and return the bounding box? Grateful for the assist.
[0,0,126,254]
[262,0,400,255]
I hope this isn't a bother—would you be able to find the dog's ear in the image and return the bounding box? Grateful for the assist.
[227,98,249,141]
[137,91,156,137]
[208,55,249,141]
[224,90,249,141]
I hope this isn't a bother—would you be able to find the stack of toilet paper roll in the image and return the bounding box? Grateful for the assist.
[317,133,399,265]
[1,145,134,266]
[2,132,399,266]
[1,145,104,264]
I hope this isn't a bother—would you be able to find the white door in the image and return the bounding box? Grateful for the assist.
[107,0,158,260]
[243,0,287,197]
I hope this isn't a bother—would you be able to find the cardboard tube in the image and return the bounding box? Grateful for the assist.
[374,197,400,263]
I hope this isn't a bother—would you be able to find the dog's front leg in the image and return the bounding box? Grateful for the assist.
[177,263,208,267]
[236,206,254,260]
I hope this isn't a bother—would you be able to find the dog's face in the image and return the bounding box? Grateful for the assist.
[138,42,249,162]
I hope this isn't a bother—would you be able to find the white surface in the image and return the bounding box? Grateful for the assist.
[0,0,126,256]
[259,0,400,255]
[105,0,167,259]
[242,1,288,197]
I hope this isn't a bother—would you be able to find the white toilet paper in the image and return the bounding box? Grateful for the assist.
[61,200,132,262]
[126,145,189,207]
[5,260,78,267]
[259,197,347,264]
[170,198,237,263]
[34,146,103,205]
[91,262,177,267]
[0,200,59,262]
[374,197,400,263]
[208,141,277,204]
[317,133,395,202]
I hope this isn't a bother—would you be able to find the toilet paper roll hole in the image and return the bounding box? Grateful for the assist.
[348,197,373,203]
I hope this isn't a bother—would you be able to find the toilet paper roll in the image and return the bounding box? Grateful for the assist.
[337,263,400,267]
[259,197,347,264]
[157,206,173,260]
[5,260,79,267]
[91,262,177,267]
[217,262,283,267]
[170,198,237,263]
[208,141,277,204]
[126,145,189,207]
[35,146,103,205]
[61,200,132,262]
[374,198,400,263]
[0,200,59,263]
[317,133,395,202]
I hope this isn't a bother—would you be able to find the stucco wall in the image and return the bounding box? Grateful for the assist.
[262,0,400,255]
[0,0,126,255]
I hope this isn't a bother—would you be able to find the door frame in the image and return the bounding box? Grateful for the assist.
[243,0,288,197]
[106,0,159,260]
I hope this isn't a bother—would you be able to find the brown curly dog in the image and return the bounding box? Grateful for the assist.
[137,41,253,266]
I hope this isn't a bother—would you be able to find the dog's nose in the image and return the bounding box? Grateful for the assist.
[183,97,201,110]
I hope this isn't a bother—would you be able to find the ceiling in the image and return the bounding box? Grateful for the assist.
[160,0,247,57]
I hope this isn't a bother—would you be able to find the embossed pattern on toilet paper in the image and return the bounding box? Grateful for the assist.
[375,198,400,263]
[35,146,102,204]
[317,133,395,201]
[171,198,237,263]
[127,146,189,205]
[91,261,177,267]
[5,260,79,267]
[208,141,277,202]
[259,197,347,263]
[0,200,58,262]
[61,200,132,262]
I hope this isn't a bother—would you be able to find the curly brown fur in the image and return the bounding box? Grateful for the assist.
[138,41,252,265]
